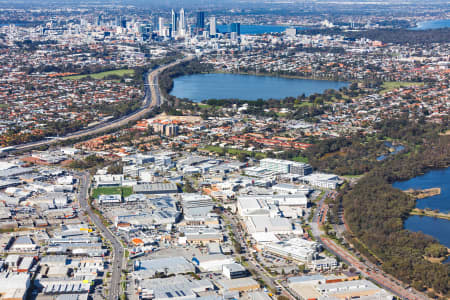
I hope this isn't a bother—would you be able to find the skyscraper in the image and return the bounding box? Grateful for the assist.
[209,16,216,36]
[230,22,240,36]
[121,17,127,29]
[158,17,165,36]
[171,9,178,37]
[179,8,186,37]
[196,11,205,29]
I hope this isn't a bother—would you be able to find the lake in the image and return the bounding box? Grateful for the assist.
[411,19,450,30]
[170,73,349,102]
[394,167,450,259]
[217,24,307,35]
[393,167,450,213]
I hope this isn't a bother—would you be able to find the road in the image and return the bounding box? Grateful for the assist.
[310,191,427,300]
[12,56,193,152]
[78,172,124,300]
[223,211,295,299]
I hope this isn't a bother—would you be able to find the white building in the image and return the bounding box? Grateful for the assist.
[264,238,320,263]
[0,272,30,300]
[301,173,342,189]
[98,194,121,205]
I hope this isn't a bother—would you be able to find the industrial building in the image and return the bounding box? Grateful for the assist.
[0,272,30,300]
[133,257,195,279]
[134,182,179,194]
[137,275,214,300]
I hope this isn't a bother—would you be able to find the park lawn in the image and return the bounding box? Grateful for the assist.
[292,156,309,163]
[294,101,313,108]
[92,186,133,198]
[380,81,424,94]
[64,69,135,80]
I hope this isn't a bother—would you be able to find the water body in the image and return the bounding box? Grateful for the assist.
[217,24,307,35]
[376,142,405,161]
[170,73,349,102]
[411,19,450,30]
[393,167,450,213]
[394,167,450,260]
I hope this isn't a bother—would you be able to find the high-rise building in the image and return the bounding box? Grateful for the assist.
[209,17,216,36]
[230,22,240,36]
[121,17,127,29]
[196,11,205,29]
[97,15,103,26]
[179,8,186,37]
[171,9,178,37]
[158,17,165,36]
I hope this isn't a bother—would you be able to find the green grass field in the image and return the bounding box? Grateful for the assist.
[381,81,424,94]
[201,145,267,159]
[92,186,133,198]
[292,156,309,163]
[64,69,135,80]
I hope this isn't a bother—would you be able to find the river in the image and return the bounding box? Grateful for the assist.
[170,73,349,102]
[411,19,450,30]
[393,167,450,261]
[217,24,307,34]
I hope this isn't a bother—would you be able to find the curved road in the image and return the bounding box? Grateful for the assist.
[13,56,193,152]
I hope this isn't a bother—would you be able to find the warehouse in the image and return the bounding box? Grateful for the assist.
[245,215,294,236]
[138,275,213,300]
[216,278,260,293]
[134,183,179,194]
[133,257,195,279]
[0,272,30,300]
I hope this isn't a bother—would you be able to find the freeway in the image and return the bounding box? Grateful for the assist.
[78,172,124,300]
[12,56,193,152]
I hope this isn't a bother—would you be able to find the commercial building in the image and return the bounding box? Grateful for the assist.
[301,173,342,189]
[259,158,312,176]
[237,196,279,218]
[134,183,179,194]
[264,238,320,263]
[209,17,216,36]
[98,194,121,205]
[196,11,205,30]
[194,254,234,272]
[222,263,248,279]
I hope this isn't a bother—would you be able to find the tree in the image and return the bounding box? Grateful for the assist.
[425,244,448,258]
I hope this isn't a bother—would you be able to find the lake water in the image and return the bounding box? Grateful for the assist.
[217,24,307,35]
[170,73,349,102]
[394,167,450,259]
[393,167,450,213]
[411,19,450,30]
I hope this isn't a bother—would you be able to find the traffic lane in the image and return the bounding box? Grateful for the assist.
[321,237,424,300]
